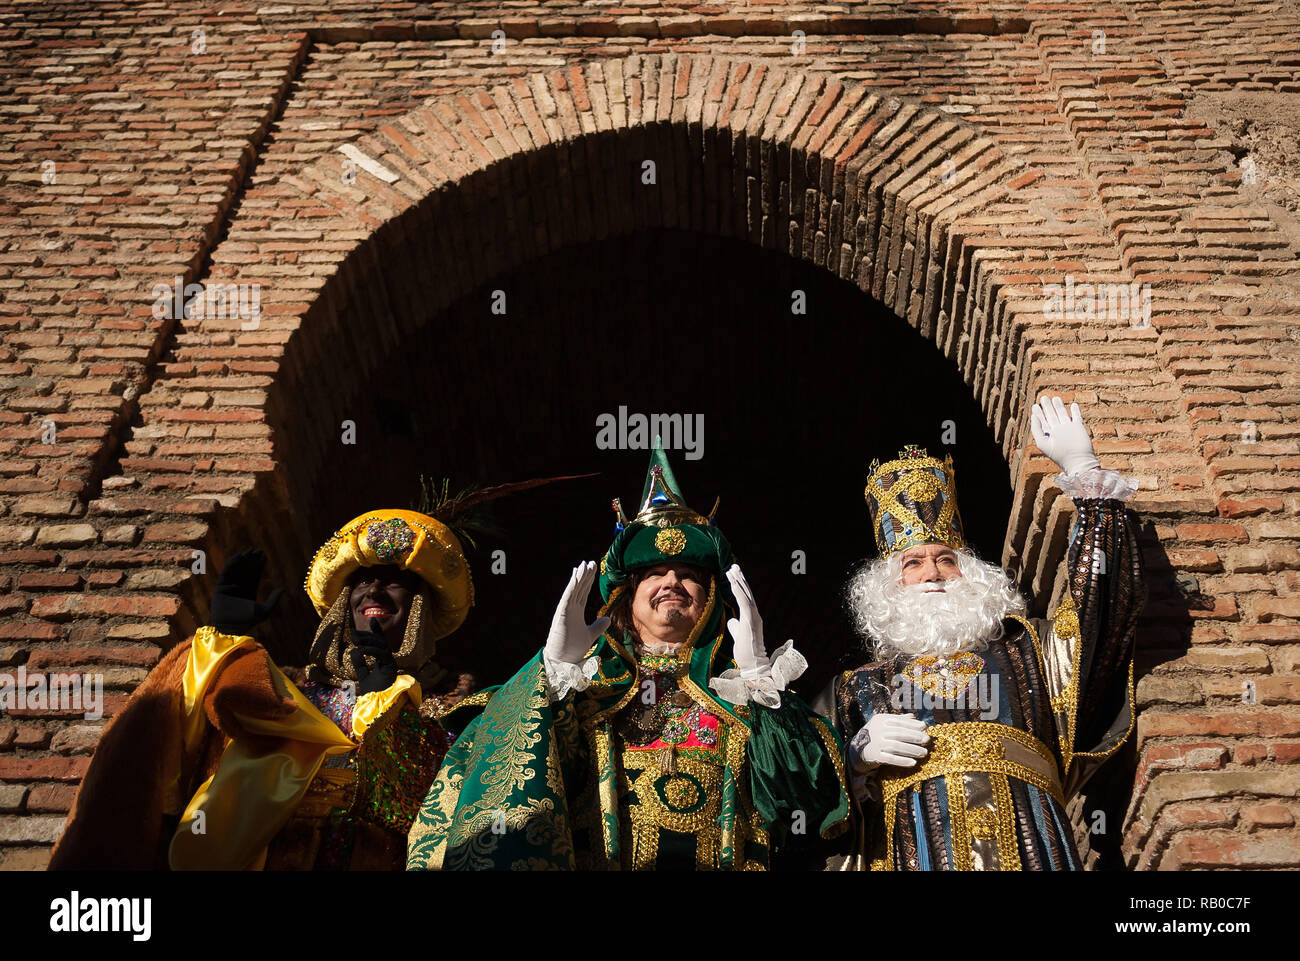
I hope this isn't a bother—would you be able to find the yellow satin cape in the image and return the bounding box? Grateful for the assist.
[168,627,420,870]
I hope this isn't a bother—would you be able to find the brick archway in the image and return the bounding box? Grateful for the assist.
[11,46,1290,870]
[136,49,1180,858]
[154,52,1178,612]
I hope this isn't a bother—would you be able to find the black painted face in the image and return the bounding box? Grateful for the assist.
[348,565,422,649]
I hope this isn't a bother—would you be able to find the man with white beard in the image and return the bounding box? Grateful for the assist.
[822,396,1146,870]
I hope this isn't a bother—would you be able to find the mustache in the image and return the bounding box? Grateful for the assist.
[651,589,690,607]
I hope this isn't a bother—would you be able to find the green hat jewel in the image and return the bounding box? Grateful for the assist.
[596,438,733,604]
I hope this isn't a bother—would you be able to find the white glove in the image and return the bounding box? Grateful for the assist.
[544,561,610,665]
[850,714,931,771]
[1030,395,1100,476]
[724,564,769,677]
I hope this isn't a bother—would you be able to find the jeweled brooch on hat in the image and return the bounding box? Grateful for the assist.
[366,517,415,562]
[654,527,687,555]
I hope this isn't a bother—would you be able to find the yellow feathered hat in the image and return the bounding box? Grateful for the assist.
[304,508,473,641]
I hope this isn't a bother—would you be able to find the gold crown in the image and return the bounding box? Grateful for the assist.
[864,445,966,557]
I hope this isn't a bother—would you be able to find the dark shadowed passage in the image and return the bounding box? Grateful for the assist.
[269,227,1012,698]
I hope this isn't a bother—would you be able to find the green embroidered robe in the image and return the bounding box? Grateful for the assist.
[407,586,849,870]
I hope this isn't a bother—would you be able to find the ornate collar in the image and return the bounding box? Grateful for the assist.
[903,651,985,699]
[636,651,680,672]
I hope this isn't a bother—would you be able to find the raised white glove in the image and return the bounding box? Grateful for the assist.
[724,564,769,677]
[850,714,931,771]
[544,561,610,665]
[1030,395,1100,476]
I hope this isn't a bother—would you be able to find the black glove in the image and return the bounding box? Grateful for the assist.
[349,617,399,696]
[209,548,284,636]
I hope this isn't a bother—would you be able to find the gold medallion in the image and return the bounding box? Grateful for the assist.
[907,471,942,501]
[654,527,687,556]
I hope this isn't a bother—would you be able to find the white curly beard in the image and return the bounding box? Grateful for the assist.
[845,548,1027,661]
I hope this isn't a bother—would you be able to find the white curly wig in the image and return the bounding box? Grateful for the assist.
[844,547,1026,662]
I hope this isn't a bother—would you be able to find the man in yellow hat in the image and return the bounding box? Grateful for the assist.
[50,509,479,870]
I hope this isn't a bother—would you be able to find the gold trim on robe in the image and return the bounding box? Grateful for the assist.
[876,721,1064,871]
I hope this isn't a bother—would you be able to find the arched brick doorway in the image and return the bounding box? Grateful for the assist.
[29,53,1210,868]
[173,52,1167,615]
[249,226,1014,695]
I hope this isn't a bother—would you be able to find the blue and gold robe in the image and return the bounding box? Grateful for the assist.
[833,493,1145,870]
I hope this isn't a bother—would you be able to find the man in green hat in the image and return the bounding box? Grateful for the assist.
[407,444,849,870]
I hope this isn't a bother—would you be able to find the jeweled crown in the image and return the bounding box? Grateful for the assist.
[864,445,966,557]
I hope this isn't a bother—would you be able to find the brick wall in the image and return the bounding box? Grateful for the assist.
[2,1,1298,869]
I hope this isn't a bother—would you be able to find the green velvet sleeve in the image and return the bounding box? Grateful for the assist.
[745,690,851,842]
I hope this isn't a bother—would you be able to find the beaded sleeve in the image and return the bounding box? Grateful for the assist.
[1037,470,1147,796]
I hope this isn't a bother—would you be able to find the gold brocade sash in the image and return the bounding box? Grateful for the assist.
[878,721,1066,809]
[873,722,1065,872]
[293,766,358,820]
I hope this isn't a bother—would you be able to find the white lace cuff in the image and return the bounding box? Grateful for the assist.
[707,640,807,708]
[543,653,600,701]
[1054,467,1137,502]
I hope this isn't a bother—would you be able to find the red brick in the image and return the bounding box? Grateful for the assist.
[16,572,82,590]
[1217,497,1285,517]
[1165,549,1222,572]
[1241,624,1300,643]
[1140,710,1300,739]
[0,550,58,565]
[1234,743,1270,765]
[13,725,49,749]
[29,594,181,620]
[1256,598,1300,622]
[26,646,161,670]
[140,522,208,545]
[1242,804,1295,830]
[1162,832,1300,869]
[1276,744,1300,764]
[0,622,57,641]
[1175,523,1249,544]
[0,757,89,781]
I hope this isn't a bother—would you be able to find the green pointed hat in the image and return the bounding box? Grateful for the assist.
[597,438,733,603]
